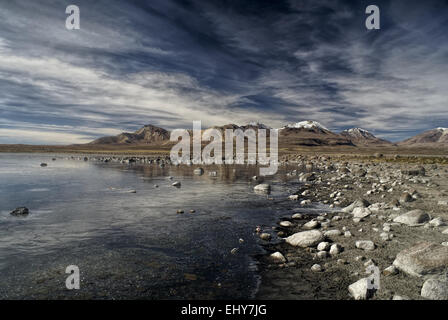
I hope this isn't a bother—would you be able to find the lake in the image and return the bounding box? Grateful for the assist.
[0,153,317,299]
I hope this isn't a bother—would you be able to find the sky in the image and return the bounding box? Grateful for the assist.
[0,0,448,144]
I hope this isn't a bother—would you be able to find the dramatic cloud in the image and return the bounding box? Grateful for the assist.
[0,0,447,143]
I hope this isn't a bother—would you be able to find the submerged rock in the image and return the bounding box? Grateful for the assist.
[10,207,29,216]
[254,184,271,193]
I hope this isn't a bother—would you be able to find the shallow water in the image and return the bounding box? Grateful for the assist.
[0,153,316,299]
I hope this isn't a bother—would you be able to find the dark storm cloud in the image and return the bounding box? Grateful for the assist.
[0,0,447,143]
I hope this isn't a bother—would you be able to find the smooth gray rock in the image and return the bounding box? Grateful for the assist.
[393,209,430,226]
[348,278,374,300]
[269,252,287,264]
[421,276,448,300]
[393,242,448,277]
[355,240,376,251]
[285,230,324,248]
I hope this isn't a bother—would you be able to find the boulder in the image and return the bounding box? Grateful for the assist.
[393,209,430,226]
[324,229,342,238]
[348,278,374,300]
[355,240,376,251]
[285,230,324,248]
[341,199,370,213]
[421,276,448,300]
[269,252,287,264]
[352,207,371,219]
[393,242,448,277]
[303,220,320,230]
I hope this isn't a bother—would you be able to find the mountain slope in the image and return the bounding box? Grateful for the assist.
[279,121,353,146]
[90,125,171,145]
[400,128,448,145]
[340,128,391,145]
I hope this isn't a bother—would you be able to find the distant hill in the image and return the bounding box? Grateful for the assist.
[400,128,448,146]
[90,125,171,145]
[340,128,391,145]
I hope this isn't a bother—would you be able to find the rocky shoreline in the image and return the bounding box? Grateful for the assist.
[255,155,448,300]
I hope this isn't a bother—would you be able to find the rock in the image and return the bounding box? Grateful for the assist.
[254,184,271,193]
[356,240,376,251]
[383,266,398,276]
[285,230,324,248]
[421,276,448,300]
[393,209,430,226]
[299,173,315,182]
[324,229,342,238]
[279,221,293,227]
[429,217,446,227]
[10,207,29,216]
[40,163,47,167]
[438,200,448,206]
[311,264,322,272]
[292,213,303,219]
[259,233,271,241]
[303,220,320,230]
[399,192,413,203]
[344,231,352,237]
[317,251,329,259]
[317,242,331,251]
[353,207,371,219]
[392,295,410,300]
[393,242,448,277]
[380,232,393,241]
[288,195,299,201]
[300,200,311,206]
[176,209,184,214]
[341,199,370,213]
[270,252,287,264]
[230,248,239,255]
[401,166,425,176]
[172,181,181,187]
[348,278,374,300]
[329,243,343,255]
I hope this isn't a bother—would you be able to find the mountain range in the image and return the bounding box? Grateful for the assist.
[89,120,448,147]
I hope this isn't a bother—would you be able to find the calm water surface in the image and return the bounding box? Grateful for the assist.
[0,153,320,299]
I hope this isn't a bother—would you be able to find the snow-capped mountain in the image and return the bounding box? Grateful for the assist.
[279,120,353,146]
[340,128,391,145]
[400,127,448,145]
[281,120,329,131]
